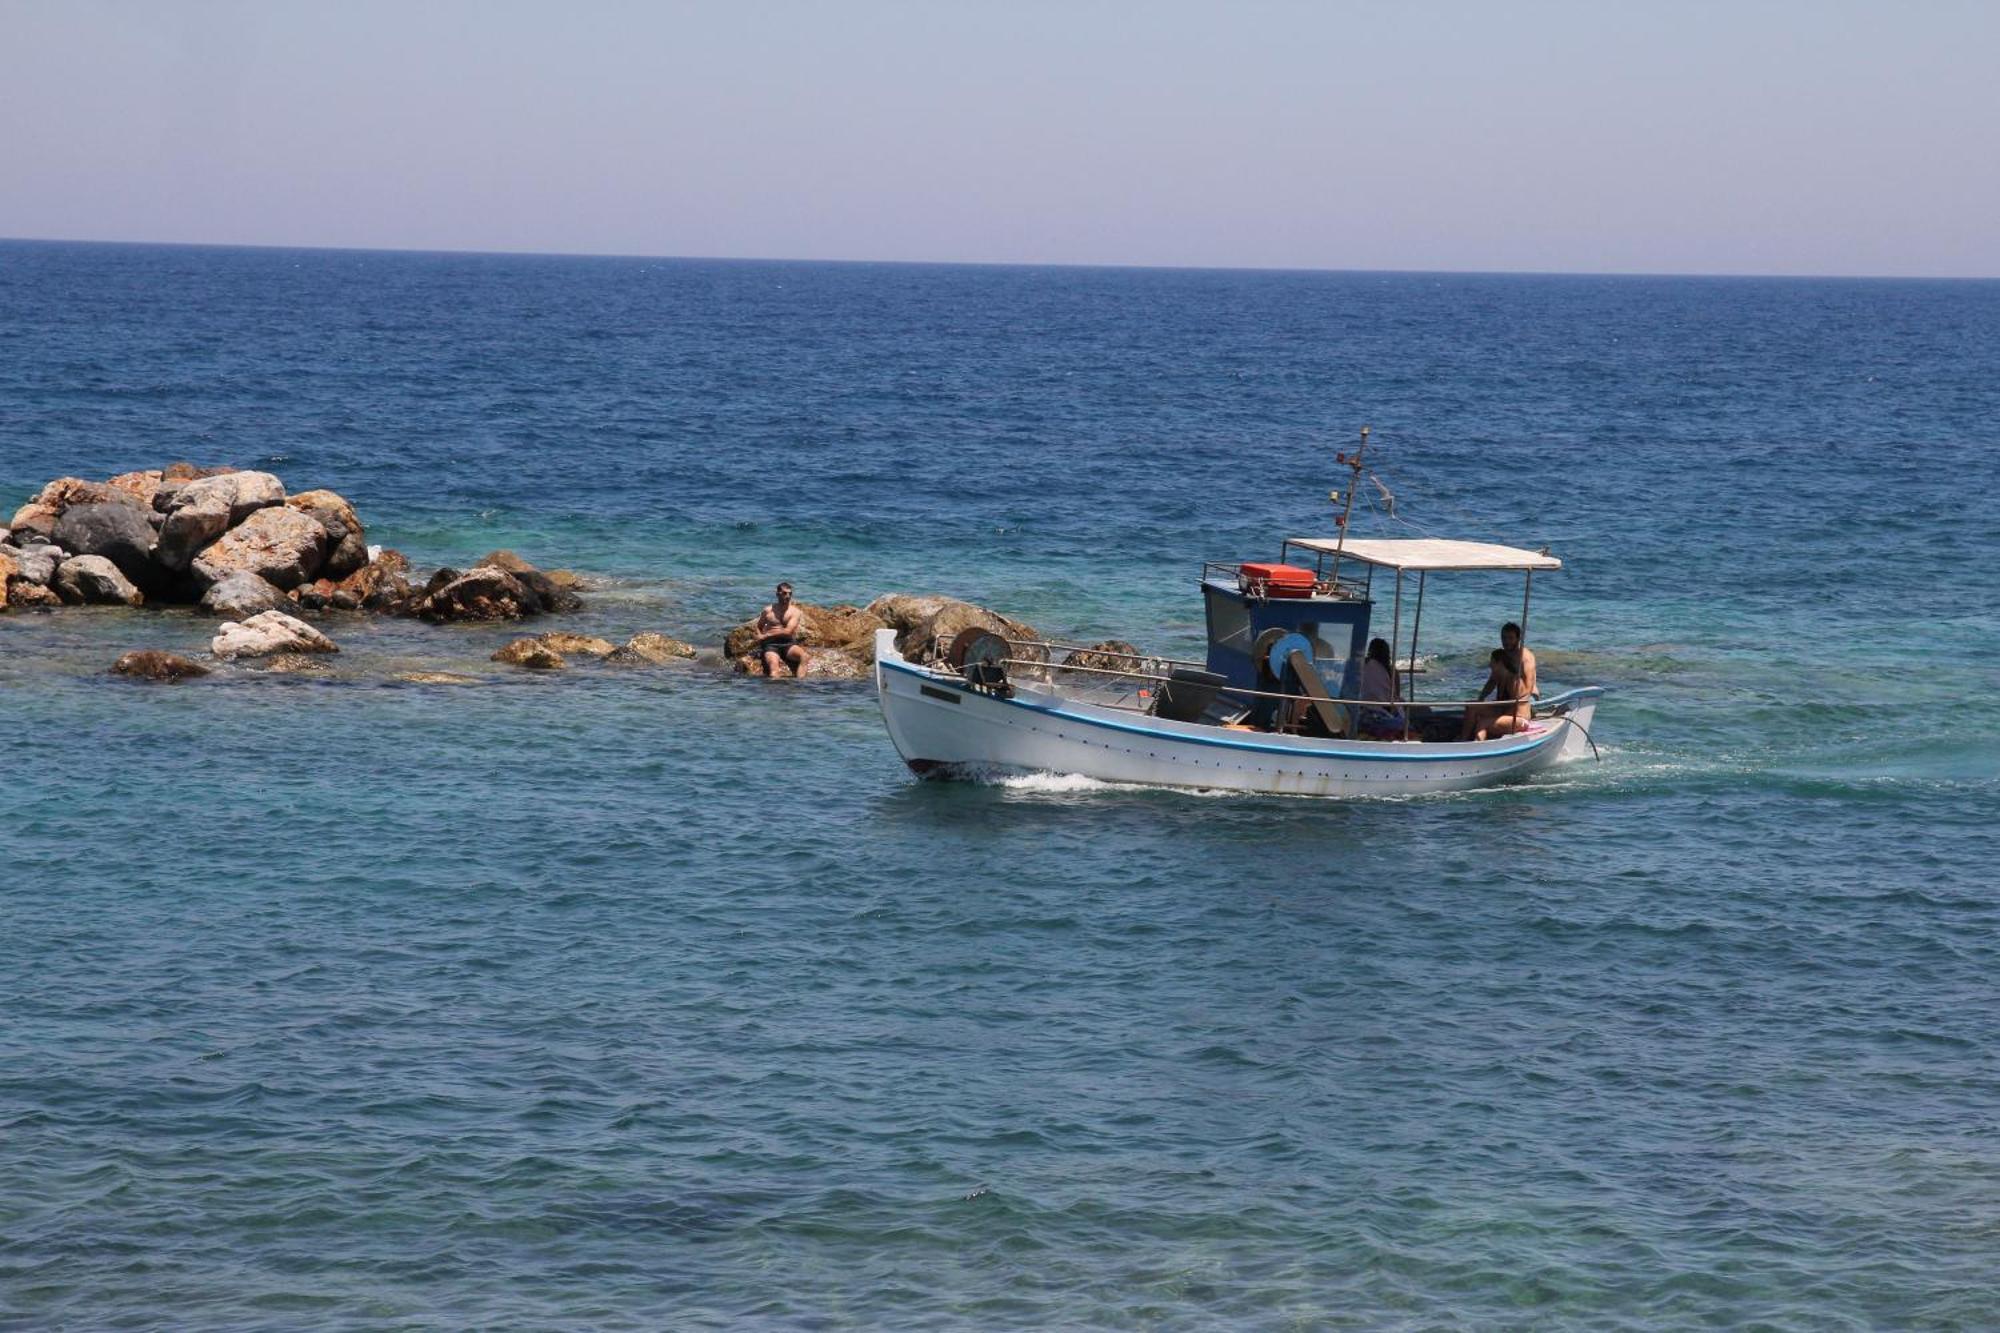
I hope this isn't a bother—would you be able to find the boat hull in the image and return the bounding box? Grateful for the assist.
[873,632,1600,798]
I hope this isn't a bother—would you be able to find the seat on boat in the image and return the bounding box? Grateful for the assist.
[1153,668,1230,723]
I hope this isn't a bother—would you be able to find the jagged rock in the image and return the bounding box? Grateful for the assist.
[860,595,1037,665]
[723,603,890,660]
[200,571,290,617]
[286,490,368,578]
[191,506,328,590]
[106,470,164,509]
[607,631,697,665]
[536,631,617,658]
[415,566,539,622]
[5,545,59,586]
[1061,640,1146,674]
[112,650,209,681]
[211,610,338,659]
[156,493,232,571]
[8,581,62,609]
[52,502,158,584]
[301,549,411,612]
[493,637,566,669]
[53,555,145,606]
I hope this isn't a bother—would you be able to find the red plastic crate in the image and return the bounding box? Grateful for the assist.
[1238,562,1316,598]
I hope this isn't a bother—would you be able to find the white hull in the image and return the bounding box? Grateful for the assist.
[872,630,1599,799]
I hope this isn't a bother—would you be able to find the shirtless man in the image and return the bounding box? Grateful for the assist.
[1462,624,1538,739]
[755,582,807,677]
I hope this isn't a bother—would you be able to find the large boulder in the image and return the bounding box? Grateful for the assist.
[492,637,567,669]
[6,504,60,543]
[156,492,233,571]
[191,505,329,590]
[200,571,290,617]
[51,502,158,585]
[285,490,368,578]
[167,470,284,526]
[211,609,338,659]
[5,544,60,587]
[863,595,1038,665]
[112,650,209,681]
[607,631,697,665]
[413,565,541,622]
[53,555,144,607]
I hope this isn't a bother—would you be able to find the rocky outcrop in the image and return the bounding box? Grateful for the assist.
[200,571,291,617]
[191,506,329,590]
[493,637,566,669]
[112,650,209,681]
[211,610,338,659]
[54,555,145,606]
[411,557,578,623]
[286,490,368,578]
[607,632,697,665]
[52,503,158,585]
[864,593,1039,666]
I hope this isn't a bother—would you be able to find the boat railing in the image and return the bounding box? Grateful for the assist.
[975,648,1578,716]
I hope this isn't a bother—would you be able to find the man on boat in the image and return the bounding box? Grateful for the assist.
[1496,621,1537,697]
[755,582,807,677]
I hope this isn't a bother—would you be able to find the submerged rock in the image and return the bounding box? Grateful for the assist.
[493,637,566,669]
[111,650,210,681]
[54,555,145,607]
[257,652,334,674]
[535,631,617,658]
[606,631,697,665]
[200,571,291,617]
[211,609,339,659]
[394,671,481,686]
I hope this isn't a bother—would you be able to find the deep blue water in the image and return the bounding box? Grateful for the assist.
[3,241,1998,1327]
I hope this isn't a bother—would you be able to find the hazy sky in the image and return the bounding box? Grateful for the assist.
[3,0,1995,276]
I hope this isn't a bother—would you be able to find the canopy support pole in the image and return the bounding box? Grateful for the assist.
[1408,570,1426,702]
[1520,571,1533,642]
[1391,569,1403,700]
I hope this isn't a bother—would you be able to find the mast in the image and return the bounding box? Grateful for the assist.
[1325,424,1369,592]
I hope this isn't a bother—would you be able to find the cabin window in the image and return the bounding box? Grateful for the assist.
[1205,587,1251,652]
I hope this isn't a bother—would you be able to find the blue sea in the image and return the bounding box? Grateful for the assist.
[3,240,1997,1328]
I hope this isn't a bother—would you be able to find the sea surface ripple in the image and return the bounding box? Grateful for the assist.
[2,242,1997,1328]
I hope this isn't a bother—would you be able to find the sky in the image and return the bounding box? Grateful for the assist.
[2,0,1995,277]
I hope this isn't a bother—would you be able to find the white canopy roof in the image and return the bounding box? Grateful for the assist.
[1286,537,1561,572]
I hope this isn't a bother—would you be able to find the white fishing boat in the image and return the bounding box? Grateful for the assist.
[873,430,1604,798]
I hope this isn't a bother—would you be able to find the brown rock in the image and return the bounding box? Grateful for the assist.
[6,504,60,543]
[8,581,62,609]
[544,569,588,590]
[535,631,616,658]
[105,470,164,509]
[31,477,115,513]
[112,650,210,681]
[161,461,238,483]
[904,600,1039,665]
[493,637,566,669]
[414,566,538,623]
[191,506,329,590]
[606,632,697,665]
[473,549,538,575]
[285,490,368,578]
[0,550,17,587]
[334,548,413,611]
[722,602,889,660]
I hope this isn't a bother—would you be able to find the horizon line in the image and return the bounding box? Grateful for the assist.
[2,233,1996,284]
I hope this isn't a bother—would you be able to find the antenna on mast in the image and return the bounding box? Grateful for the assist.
[1326,424,1369,591]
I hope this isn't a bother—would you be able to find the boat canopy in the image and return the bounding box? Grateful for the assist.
[1285,537,1561,572]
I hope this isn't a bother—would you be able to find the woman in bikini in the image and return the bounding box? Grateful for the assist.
[1462,649,1530,740]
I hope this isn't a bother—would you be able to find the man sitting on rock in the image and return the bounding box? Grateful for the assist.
[755,581,807,677]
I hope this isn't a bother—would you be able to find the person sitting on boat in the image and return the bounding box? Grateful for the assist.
[1462,649,1531,740]
[1355,637,1409,739]
[1491,621,1537,698]
[755,581,807,677]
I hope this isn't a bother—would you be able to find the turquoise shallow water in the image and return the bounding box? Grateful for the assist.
[3,242,1999,1327]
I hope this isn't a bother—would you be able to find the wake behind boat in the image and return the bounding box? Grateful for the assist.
[874,430,1604,798]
